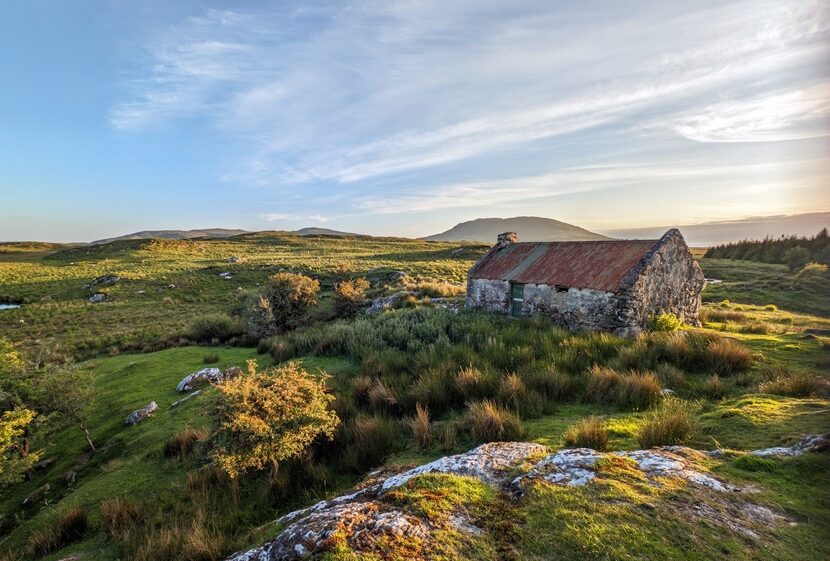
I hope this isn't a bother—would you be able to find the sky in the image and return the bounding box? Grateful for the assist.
[1,0,829,242]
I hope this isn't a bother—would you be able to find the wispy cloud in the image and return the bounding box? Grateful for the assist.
[109,0,830,230]
[671,83,830,142]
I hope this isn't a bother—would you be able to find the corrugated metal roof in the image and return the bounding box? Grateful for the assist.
[470,240,659,292]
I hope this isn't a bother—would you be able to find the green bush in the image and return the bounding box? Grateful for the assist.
[242,273,320,338]
[647,313,682,332]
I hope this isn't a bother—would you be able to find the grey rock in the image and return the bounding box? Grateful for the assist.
[84,274,120,290]
[125,401,158,425]
[176,366,241,392]
[88,293,107,304]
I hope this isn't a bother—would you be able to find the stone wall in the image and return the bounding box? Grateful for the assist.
[466,278,510,313]
[615,229,706,334]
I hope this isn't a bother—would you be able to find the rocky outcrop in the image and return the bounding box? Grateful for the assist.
[176,366,242,392]
[125,401,158,425]
[226,437,825,560]
[750,433,829,457]
[366,292,414,314]
[84,274,120,290]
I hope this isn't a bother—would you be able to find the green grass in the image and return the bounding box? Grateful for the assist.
[1,238,829,560]
[0,234,486,359]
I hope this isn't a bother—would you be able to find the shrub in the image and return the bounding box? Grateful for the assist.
[705,338,752,375]
[211,360,339,483]
[27,506,88,556]
[647,313,682,332]
[202,353,219,364]
[637,398,696,448]
[164,428,208,461]
[563,416,609,451]
[242,273,320,338]
[100,498,140,538]
[333,277,370,318]
[759,371,824,397]
[409,369,453,414]
[189,313,244,343]
[405,404,431,449]
[464,400,523,443]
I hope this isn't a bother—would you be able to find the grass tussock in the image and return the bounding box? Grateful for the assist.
[405,403,431,449]
[464,400,524,443]
[585,366,661,409]
[637,398,697,448]
[703,374,728,399]
[100,497,141,539]
[27,506,88,556]
[203,353,220,364]
[758,370,825,397]
[563,416,609,451]
[164,427,209,461]
[705,338,753,375]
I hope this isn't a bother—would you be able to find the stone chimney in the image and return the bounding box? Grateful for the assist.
[497,232,518,246]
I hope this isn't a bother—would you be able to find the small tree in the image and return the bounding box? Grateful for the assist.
[783,246,810,272]
[242,273,320,338]
[333,277,370,318]
[211,360,339,483]
[0,407,41,487]
[38,365,97,453]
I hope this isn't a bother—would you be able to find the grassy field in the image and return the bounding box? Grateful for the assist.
[0,235,828,560]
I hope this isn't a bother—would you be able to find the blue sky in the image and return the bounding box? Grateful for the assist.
[2,0,829,242]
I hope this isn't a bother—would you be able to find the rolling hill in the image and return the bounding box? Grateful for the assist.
[91,228,249,244]
[423,216,609,243]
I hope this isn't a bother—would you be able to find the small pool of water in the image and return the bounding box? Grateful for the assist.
[0,304,21,310]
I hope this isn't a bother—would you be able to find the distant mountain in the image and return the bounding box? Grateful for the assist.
[293,227,366,237]
[602,212,830,247]
[91,229,249,244]
[423,217,609,243]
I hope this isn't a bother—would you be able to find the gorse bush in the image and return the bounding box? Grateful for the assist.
[211,360,339,483]
[647,313,682,332]
[241,273,320,338]
[333,277,370,318]
[563,416,609,450]
[637,398,697,448]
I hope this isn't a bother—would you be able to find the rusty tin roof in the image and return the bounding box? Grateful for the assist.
[470,239,659,292]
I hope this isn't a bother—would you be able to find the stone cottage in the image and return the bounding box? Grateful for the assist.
[465,229,705,335]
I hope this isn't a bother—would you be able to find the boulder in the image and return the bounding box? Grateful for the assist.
[176,366,242,392]
[84,274,120,290]
[125,401,158,425]
[225,256,243,263]
[366,292,414,314]
[219,271,233,280]
[750,433,829,457]
[88,293,107,304]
